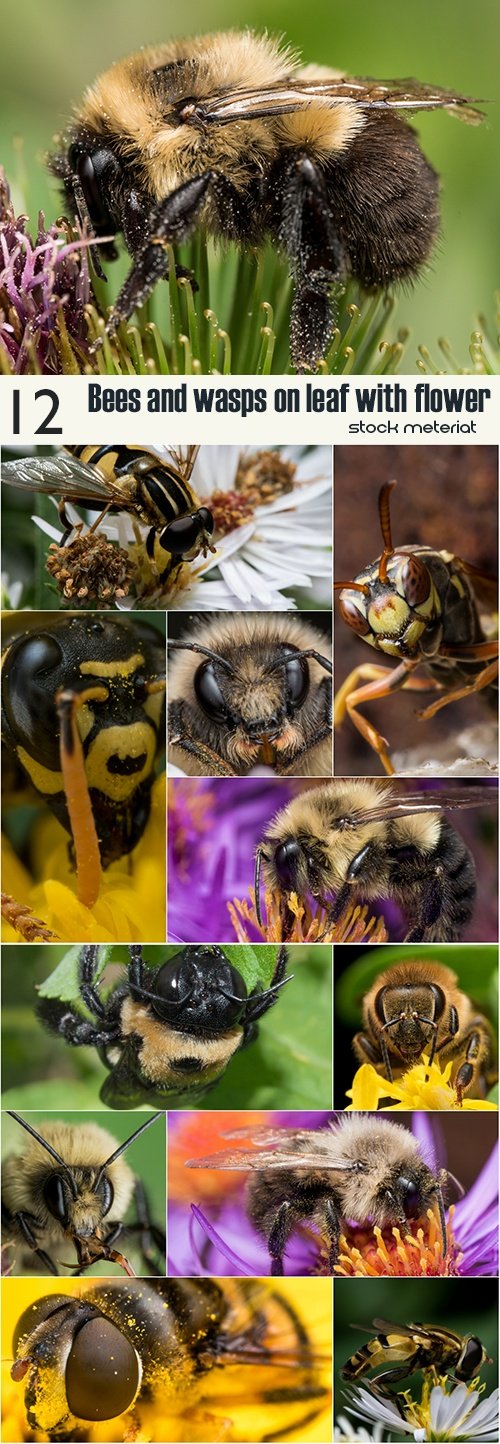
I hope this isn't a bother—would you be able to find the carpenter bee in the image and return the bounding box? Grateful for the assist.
[187,1114,452,1275]
[2,444,214,586]
[255,778,497,942]
[334,479,498,774]
[1,613,165,914]
[2,1112,165,1278]
[36,943,291,1108]
[354,958,495,1101]
[341,1317,491,1411]
[168,614,332,777]
[48,31,483,370]
[8,1277,330,1441]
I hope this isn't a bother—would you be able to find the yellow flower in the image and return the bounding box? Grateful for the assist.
[2,775,166,944]
[334,1206,461,1278]
[346,1057,498,1111]
[228,887,387,944]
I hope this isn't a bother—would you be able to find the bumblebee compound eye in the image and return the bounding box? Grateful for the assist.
[399,553,432,608]
[274,839,305,891]
[457,1336,486,1380]
[338,594,372,636]
[67,144,119,234]
[397,1176,422,1218]
[283,653,309,708]
[43,1174,69,1224]
[2,632,64,767]
[65,1317,141,1420]
[194,661,229,722]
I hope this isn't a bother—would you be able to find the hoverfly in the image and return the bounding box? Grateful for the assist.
[2,444,214,586]
[341,1316,491,1413]
[334,479,498,774]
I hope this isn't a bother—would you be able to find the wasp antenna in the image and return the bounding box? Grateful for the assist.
[7,1111,79,1198]
[378,479,398,583]
[333,580,370,595]
[56,685,109,908]
[96,1112,163,1183]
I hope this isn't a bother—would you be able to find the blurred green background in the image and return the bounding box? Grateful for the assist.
[1,0,498,370]
[2,1108,166,1275]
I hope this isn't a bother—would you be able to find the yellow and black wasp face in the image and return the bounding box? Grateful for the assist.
[1,614,165,867]
[338,544,443,659]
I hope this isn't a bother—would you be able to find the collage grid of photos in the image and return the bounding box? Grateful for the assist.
[0,0,499,1439]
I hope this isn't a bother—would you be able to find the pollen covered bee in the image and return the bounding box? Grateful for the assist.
[255,778,496,942]
[7,1276,331,1441]
[187,1114,451,1275]
[168,614,332,776]
[2,1112,165,1278]
[36,943,291,1109]
[49,30,484,369]
[1,613,165,915]
[354,958,495,1102]
[341,1317,491,1409]
[334,478,498,774]
[2,444,214,586]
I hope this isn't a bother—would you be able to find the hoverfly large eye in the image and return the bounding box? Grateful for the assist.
[43,1174,69,1224]
[338,596,371,636]
[194,662,228,722]
[197,507,214,534]
[2,633,63,766]
[284,655,309,708]
[458,1336,484,1379]
[65,1317,140,1420]
[400,554,431,607]
[161,515,202,556]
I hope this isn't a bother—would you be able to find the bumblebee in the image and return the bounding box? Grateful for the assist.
[187,1114,451,1274]
[1,613,165,912]
[36,943,291,1108]
[335,479,498,774]
[168,613,332,776]
[2,444,214,585]
[2,1111,165,1277]
[49,30,483,369]
[354,958,495,1101]
[8,1277,330,1441]
[341,1317,491,1411]
[255,778,496,942]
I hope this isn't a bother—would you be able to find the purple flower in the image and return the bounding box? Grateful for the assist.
[0,168,92,374]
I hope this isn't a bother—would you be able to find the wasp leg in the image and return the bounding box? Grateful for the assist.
[56,684,109,907]
[417,654,498,720]
[168,699,238,776]
[106,172,213,334]
[334,660,437,775]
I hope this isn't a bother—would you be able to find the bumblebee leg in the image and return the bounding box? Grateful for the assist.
[106,172,213,333]
[417,654,498,720]
[323,1198,341,1271]
[267,1200,297,1275]
[334,660,433,775]
[56,684,109,907]
[13,1212,59,1275]
[276,152,343,370]
[126,1179,166,1276]
[169,699,238,776]
[352,1031,391,1075]
[451,1020,491,1103]
[403,863,446,941]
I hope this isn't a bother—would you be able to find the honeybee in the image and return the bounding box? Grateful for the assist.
[168,614,332,777]
[255,778,496,942]
[2,1112,165,1278]
[341,1317,491,1409]
[354,958,495,1101]
[49,31,483,369]
[187,1115,451,1274]
[36,943,291,1108]
[334,479,498,774]
[2,444,214,585]
[8,1277,330,1441]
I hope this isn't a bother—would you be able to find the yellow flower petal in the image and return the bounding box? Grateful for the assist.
[346,1056,498,1112]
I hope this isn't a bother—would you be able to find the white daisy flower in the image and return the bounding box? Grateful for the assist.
[343,1382,499,1442]
[30,445,332,611]
[335,1413,387,1441]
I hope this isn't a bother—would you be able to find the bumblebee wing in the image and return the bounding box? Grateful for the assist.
[187,1142,355,1172]
[1,452,112,503]
[349,783,495,826]
[200,78,483,126]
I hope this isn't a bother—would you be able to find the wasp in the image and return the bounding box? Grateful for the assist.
[1,613,165,915]
[8,1277,330,1440]
[334,479,498,774]
[341,1316,491,1414]
[2,444,214,586]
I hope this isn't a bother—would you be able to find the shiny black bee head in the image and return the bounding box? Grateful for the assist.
[132,945,250,1035]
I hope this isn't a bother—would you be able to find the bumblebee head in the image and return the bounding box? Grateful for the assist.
[135,946,250,1034]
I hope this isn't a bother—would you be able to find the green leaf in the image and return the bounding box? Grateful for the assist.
[335,944,499,1026]
[226,944,280,990]
[38,945,114,1000]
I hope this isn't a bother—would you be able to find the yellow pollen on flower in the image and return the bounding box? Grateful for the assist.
[228,887,388,944]
[333,1206,461,1278]
[345,1057,498,1112]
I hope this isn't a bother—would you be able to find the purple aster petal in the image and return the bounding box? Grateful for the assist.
[190,1204,260,1275]
[453,1142,499,1274]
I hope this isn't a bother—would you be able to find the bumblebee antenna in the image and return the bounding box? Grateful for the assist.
[254,846,264,927]
[167,640,236,675]
[95,1112,163,1184]
[7,1111,79,1198]
[378,479,398,583]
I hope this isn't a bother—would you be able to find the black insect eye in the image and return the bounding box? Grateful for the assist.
[197,507,214,534]
[284,655,309,707]
[2,632,64,766]
[398,1177,421,1216]
[194,662,228,722]
[43,1174,69,1224]
[65,1317,140,1420]
[274,839,304,889]
[161,515,202,556]
[154,958,190,1004]
[97,1178,114,1217]
[458,1337,484,1379]
[69,147,117,233]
